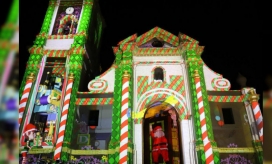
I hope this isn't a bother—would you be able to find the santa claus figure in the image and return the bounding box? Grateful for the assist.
[150,125,169,163]
[21,123,38,149]
[20,123,38,164]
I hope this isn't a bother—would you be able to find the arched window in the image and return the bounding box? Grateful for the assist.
[154,67,164,81]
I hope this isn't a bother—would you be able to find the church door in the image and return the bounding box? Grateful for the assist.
[143,112,183,164]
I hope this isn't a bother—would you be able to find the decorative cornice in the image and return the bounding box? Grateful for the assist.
[135,48,181,56]
[28,47,86,56]
[75,98,113,105]
[134,61,182,65]
[44,49,69,57]
[1,23,17,30]
[123,70,130,79]
[196,146,258,153]
[217,147,259,153]
[77,91,113,94]
[248,89,259,102]
[68,73,74,80]
[27,73,35,80]
[208,95,248,102]
[29,46,43,54]
[61,147,133,155]
[0,41,18,52]
[192,70,200,78]
[20,147,54,154]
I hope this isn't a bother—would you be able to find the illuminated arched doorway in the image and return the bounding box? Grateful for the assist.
[143,100,183,164]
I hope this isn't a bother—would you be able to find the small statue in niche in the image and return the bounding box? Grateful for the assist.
[33,132,43,148]
[63,21,72,35]
[150,124,169,164]
[45,121,55,142]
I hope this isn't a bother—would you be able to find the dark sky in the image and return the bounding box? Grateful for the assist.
[0,1,12,27]
[19,0,264,94]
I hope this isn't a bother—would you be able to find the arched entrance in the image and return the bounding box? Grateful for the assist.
[143,100,183,164]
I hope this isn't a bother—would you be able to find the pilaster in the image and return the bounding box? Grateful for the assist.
[184,44,219,164]
[108,51,122,163]
[60,51,84,162]
[121,51,133,164]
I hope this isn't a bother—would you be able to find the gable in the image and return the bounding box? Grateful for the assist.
[136,27,179,46]
[116,27,180,47]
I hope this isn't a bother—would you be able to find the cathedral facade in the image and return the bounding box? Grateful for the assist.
[19,0,263,163]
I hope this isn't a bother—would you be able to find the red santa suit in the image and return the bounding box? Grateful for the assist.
[150,125,169,163]
[20,123,37,147]
[20,123,37,164]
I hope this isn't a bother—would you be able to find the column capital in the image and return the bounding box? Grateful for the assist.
[192,70,200,78]
[27,73,35,80]
[248,89,259,102]
[68,73,75,80]
[123,70,130,79]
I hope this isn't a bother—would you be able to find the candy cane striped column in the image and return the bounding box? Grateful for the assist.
[54,73,74,160]
[19,73,35,127]
[193,70,214,164]
[21,151,27,164]
[119,71,130,164]
[248,89,263,143]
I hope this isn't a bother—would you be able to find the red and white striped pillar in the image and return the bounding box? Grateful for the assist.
[119,70,130,164]
[21,151,28,164]
[54,73,74,160]
[193,70,214,164]
[248,89,263,143]
[19,73,35,127]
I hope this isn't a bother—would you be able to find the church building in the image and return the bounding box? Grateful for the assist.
[19,0,263,163]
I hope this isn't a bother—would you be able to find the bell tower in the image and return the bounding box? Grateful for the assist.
[19,0,105,163]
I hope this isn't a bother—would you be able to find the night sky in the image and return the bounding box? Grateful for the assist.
[19,0,265,94]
